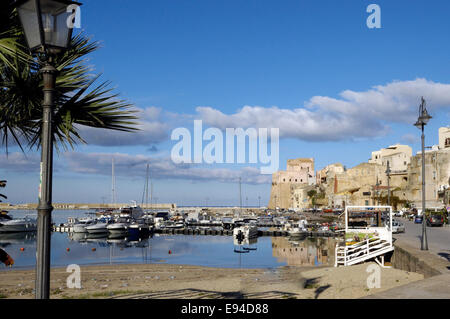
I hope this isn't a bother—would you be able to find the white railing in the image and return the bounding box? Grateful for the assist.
[335,206,395,267]
[335,236,393,267]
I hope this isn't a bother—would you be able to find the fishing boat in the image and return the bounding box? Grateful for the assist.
[162,220,184,229]
[0,216,37,233]
[284,218,308,238]
[118,203,145,219]
[233,225,258,240]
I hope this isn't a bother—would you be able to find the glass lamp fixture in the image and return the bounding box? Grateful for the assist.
[414,97,432,128]
[16,0,81,54]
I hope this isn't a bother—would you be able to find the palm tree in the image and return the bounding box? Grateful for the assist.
[307,189,317,207]
[0,2,139,152]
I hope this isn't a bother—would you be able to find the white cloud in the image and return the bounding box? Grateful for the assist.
[196,78,450,141]
[77,106,170,147]
[0,152,41,173]
[63,152,271,184]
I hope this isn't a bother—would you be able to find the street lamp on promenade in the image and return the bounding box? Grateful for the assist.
[16,0,81,299]
[385,161,391,207]
[374,179,380,206]
[414,97,432,251]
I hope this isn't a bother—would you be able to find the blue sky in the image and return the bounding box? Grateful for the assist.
[1,0,450,206]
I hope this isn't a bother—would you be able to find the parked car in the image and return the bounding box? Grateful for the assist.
[392,220,405,233]
[393,210,405,217]
[414,215,423,224]
[426,215,444,227]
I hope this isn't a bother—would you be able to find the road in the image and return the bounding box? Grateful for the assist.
[366,218,450,299]
[393,217,450,263]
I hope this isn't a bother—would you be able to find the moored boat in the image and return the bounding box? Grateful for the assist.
[128,219,151,237]
[86,222,109,234]
[73,217,96,233]
[233,225,258,240]
[107,217,131,234]
[0,216,37,233]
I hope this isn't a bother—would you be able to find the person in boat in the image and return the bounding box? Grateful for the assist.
[0,248,14,267]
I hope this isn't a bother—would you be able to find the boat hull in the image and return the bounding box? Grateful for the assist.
[86,223,109,234]
[73,225,89,233]
[233,226,258,239]
[107,223,129,234]
[86,227,108,234]
[128,225,150,237]
[0,224,37,233]
[0,218,37,233]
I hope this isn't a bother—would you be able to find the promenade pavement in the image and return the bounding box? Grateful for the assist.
[364,217,450,299]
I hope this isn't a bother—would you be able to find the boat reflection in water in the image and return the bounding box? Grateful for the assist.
[68,231,153,265]
[271,237,338,267]
[0,231,37,246]
[68,231,152,245]
[233,236,258,268]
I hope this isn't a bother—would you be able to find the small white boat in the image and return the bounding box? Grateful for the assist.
[85,216,113,234]
[107,217,131,234]
[164,220,185,229]
[73,217,96,233]
[233,225,258,239]
[86,222,109,234]
[0,217,37,233]
[284,219,308,237]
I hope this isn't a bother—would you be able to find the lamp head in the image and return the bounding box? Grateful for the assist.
[16,0,82,54]
[414,97,432,129]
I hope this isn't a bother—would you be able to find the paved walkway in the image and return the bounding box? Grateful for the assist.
[364,219,450,298]
[393,218,450,266]
[364,273,450,299]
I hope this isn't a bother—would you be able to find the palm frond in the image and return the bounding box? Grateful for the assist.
[0,13,140,152]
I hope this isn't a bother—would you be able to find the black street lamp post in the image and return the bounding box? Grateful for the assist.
[386,161,391,207]
[414,97,432,251]
[16,0,81,299]
[374,179,380,206]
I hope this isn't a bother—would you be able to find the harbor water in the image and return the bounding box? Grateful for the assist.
[0,210,338,270]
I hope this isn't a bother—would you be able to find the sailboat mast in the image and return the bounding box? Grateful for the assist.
[146,163,149,208]
[111,158,116,205]
[239,177,242,216]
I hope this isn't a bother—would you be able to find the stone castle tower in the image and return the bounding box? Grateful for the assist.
[268,158,315,209]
